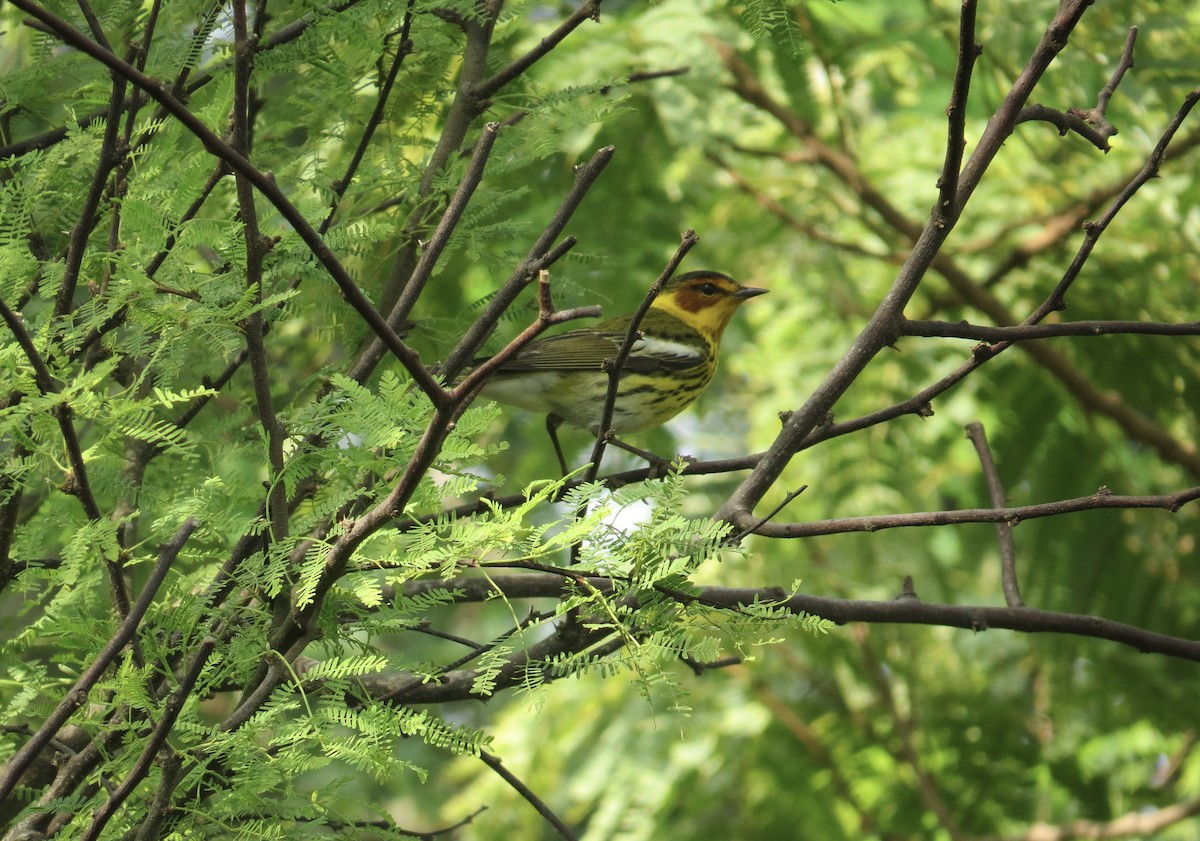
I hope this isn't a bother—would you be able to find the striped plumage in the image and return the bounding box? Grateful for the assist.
[477,271,767,442]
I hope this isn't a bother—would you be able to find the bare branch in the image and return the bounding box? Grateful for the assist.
[965,422,1023,607]
[387,122,502,331]
[715,2,1099,529]
[1014,103,1113,151]
[937,0,980,214]
[1031,85,1200,321]
[480,751,581,841]
[978,23,1138,169]
[473,0,602,99]
[746,486,1200,538]
[901,319,1200,341]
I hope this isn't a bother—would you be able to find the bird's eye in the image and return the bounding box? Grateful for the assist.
[697,283,719,295]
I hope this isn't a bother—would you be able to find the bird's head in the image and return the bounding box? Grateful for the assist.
[651,271,768,339]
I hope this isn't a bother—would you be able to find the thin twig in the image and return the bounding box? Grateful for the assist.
[583,230,700,482]
[901,319,1200,341]
[1,0,371,161]
[730,486,808,544]
[321,0,416,233]
[473,0,602,99]
[713,3,1100,527]
[965,422,1023,607]
[480,751,581,841]
[0,296,128,612]
[1063,26,1139,143]
[387,122,502,331]
[1032,86,1200,321]
[937,0,980,216]
[743,486,1200,538]
[1014,103,1113,151]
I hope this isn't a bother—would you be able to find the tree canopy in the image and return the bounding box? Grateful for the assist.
[1,1,1199,839]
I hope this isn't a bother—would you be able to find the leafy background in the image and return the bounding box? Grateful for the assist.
[1,0,1198,839]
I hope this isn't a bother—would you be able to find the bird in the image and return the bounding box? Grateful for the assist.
[474,270,767,473]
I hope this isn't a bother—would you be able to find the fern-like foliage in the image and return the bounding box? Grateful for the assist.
[0,2,823,837]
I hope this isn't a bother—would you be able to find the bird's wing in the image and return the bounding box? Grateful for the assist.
[487,328,705,374]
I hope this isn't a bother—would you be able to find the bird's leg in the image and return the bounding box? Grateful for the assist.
[546,413,569,476]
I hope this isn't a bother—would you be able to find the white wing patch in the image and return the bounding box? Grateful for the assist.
[631,336,706,368]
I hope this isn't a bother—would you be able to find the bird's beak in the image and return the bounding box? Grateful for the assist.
[734,286,769,299]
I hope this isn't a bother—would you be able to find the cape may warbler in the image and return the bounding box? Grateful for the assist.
[477,271,767,470]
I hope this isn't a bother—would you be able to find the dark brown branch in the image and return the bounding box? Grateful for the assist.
[771,591,1200,663]
[715,2,1098,529]
[387,122,502,331]
[937,0,979,215]
[0,296,60,399]
[625,66,690,85]
[1015,103,1113,151]
[399,572,1200,665]
[479,752,581,841]
[230,0,288,548]
[449,281,603,405]
[730,485,808,543]
[53,49,126,318]
[901,319,1200,341]
[473,0,602,99]
[1014,26,1140,154]
[0,517,198,804]
[733,38,1200,483]
[714,30,1200,484]
[1062,26,1139,146]
[74,0,111,49]
[0,295,129,613]
[1033,86,1200,321]
[255,277,598,688]
[746,486,1200,538]
[131,752,182,841]
[375,5,499,319]
[952,0,1094,210]
[965,422,1022,607]
[0,0,370,161]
